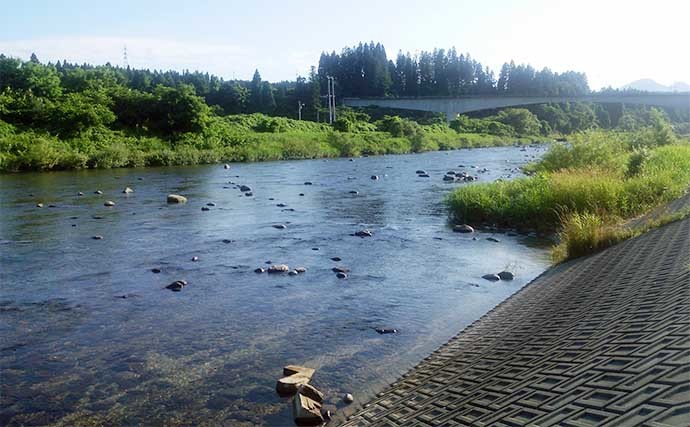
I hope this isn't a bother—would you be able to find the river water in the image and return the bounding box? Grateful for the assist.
[0,146,550,426]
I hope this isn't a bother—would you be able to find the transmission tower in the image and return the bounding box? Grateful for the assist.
[123,45,129,68]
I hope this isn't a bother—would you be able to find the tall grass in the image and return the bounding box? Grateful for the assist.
[447,130,690,261]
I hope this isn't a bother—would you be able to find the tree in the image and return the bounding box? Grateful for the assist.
[495,108,541,136]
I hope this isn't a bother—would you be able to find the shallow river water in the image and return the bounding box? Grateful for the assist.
[1,146,550,426]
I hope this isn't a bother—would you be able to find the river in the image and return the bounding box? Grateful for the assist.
[0,146,550,426]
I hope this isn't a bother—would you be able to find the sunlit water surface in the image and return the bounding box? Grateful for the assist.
[0,146,550,426]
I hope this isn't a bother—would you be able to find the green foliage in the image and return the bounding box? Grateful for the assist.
[376,115,422,137]
[494,108,541,136]
[447,130,690,261]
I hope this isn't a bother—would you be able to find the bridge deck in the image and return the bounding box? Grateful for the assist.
[339,215,690,426]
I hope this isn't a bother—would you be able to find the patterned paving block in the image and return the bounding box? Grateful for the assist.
[339,217,690,426]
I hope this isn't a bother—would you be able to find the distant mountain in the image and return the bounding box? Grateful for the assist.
[622,78,690,92]
[670,81,690,92]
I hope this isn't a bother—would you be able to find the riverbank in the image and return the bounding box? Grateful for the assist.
[0,116,540,172]
[447,129,690,261]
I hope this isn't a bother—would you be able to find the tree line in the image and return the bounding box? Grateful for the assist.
[317,42,590,98]
[0,42,592,128]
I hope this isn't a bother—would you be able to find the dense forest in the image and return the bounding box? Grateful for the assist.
[0,42,685,171]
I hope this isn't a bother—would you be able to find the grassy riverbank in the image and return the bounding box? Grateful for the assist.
[447,127,690,262]
[0,114,538,172]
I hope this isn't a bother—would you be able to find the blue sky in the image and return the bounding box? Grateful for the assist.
[1,0,688,89]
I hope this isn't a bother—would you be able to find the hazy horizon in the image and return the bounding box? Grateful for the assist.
[2,0,688,89]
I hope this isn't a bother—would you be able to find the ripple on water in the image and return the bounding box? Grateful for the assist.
[0,146,550,425]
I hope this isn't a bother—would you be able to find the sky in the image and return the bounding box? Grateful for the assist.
[1,0,688,90]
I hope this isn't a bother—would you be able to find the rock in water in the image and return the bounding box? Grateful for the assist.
[122,187,134,194]
[92,235,104,240]
[224,164,230,169]
[295,267,307,273]
[371,175,379,180]
[277,365,315,396]
[268,264,290,274]
[482,273,501,282]
[297,384,324,403]
[498,271,515,280]
[104,200,115,207]
[332,266,349,273]
[165,280,188,291]
[443,175,455,181]
[375,328,398,334]
[167,194,187,204]
[239,185,252,192]
[354,229,373,237]
[277,375,312,395]
[292,393,324,426]
[453,224,474,233]
[254,267,265,273]
[343,393,354,404]
[151,268,162,274]
[201,206,210,211]
[283,365,315,378]
[36,203,44,208]
[336,272,348,279]
[487,237,500,242]
[272,224,287,229]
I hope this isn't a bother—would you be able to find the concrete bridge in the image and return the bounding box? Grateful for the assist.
[342,93,690,120]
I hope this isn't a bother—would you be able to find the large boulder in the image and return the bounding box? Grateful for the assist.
[498,271,515,280]
[167,194,187,204]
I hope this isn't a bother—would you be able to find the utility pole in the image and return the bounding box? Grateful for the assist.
[328,76,336,122]
[297,101,303,120]
[326,76,333,124]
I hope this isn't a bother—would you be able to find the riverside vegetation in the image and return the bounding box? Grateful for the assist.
[4,44,685,172]
[447,108,690,262]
